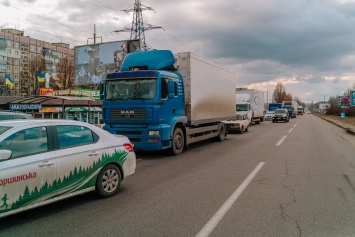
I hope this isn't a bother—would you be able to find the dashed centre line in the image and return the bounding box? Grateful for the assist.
[276,135,287,146]
[195,162,265,237]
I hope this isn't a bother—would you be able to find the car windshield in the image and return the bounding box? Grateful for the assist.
[0,126,12,135]
[105,79,157,100]
[236,114,243,120]
[236,104,248,111]
[275,109,286,114]
[266,112,274,115]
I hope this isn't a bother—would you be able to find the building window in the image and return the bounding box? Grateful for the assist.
[15,82,19,88]
[6,40,12,47]
[14,66,19,72]
[6,49,11,55]
[14,75,19,80]
[14,42,19,48]
[15,50,19,56]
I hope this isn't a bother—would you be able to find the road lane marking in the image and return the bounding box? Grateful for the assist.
[195,162,265,237]
[288,128,293,133]
[276,135,287,146]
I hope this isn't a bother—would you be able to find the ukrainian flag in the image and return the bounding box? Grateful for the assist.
[37,72,45,82]
[5,75,14,89]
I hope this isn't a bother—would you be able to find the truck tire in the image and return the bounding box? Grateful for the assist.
[255,119,260,125]
[216,124,226,141]
[171,127,184,156]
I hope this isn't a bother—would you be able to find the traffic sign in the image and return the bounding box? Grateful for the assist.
[340,112,345,119]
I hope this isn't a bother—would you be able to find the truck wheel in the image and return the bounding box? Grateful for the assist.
[255,120,260,125]
[171,127,184,156]
[216,124,226,141]
[95,164,121,198]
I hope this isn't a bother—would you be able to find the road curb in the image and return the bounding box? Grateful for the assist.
[314,114,355,136]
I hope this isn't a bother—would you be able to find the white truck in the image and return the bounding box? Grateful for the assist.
[235,88,265,125]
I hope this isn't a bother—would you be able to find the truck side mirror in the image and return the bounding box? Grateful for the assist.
[168,80,174,99]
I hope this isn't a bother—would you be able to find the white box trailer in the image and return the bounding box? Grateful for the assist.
[176,52,237,124]
[235,88,265,124]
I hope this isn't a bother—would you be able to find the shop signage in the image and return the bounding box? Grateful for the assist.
[65,107,102,112]
[39,107,62,112]
[10,104,42,110]
[40,88,54,96]
[46,89,92,97]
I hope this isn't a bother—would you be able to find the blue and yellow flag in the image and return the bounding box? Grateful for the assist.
[37,72,45,82]
[5,75,14,89]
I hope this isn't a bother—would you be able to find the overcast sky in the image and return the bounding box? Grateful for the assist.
[1,0,355,103]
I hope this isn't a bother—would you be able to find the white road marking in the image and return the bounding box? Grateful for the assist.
[195,162,265,237]
[288,128,293,133]
[276,135,287,146]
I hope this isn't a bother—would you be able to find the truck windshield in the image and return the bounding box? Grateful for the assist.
[236,104,248,111]
[105,79,157,100]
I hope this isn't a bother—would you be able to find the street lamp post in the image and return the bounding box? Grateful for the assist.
[318,92,330,102]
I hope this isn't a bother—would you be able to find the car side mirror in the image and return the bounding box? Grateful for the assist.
[0,150,12,160]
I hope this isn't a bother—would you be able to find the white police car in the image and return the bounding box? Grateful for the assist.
[0,120,136,218]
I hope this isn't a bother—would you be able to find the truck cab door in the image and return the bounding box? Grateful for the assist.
[158,78,183,121]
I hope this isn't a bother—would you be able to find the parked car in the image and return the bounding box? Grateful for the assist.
[264,111,275,121]
[226,114,249,134]
[0,120,136,218]
[0,111,33,120]
[272,109,289,123]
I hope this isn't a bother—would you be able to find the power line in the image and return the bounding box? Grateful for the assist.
[114,0,162,51]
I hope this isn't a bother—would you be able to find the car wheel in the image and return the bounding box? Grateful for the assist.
[171,127,184,156]
[245,126,248,132]
[96,164,121,198]
[272,120,275,123]
[240,125,244,134]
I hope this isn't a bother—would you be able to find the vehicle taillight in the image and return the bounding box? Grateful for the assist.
[123,143,134,152]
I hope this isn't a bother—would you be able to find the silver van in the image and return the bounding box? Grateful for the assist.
[0,111,34,120]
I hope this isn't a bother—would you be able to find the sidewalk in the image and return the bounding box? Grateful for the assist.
[314,114,355,136]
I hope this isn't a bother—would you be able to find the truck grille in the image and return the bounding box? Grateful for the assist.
[110,108,146,120]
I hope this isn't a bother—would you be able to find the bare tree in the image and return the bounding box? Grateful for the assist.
[29,55,46,95]
[50,57,74,90]
[272,82,288,102]
[21,55,46,95]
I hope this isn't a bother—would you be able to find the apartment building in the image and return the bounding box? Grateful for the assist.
[0,29,74,96]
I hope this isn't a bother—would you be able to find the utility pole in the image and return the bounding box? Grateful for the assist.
[114,0,162,51]
[87,24,102,45]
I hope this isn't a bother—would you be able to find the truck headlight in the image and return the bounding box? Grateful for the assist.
[148,130,160,136]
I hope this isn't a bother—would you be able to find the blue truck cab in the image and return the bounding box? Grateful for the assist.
[100,50,186,153]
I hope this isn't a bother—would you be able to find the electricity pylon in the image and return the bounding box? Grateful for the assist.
[114,0,162,51]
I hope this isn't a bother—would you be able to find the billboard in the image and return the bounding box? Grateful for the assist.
[74,39,140,85]
[319,103,330,110]
[351,90,355,106]
[338,96,350,107]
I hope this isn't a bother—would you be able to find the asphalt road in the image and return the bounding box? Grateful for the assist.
[1,114,355,237]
